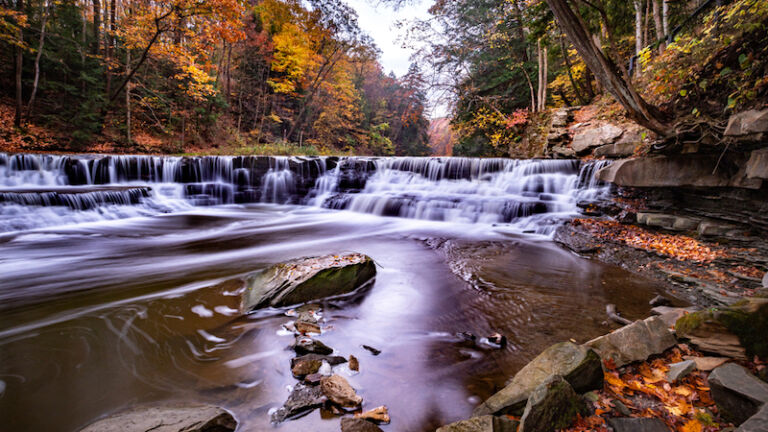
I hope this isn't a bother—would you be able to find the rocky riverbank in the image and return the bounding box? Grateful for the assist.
[544,107,768,309]
[438,297,768,432]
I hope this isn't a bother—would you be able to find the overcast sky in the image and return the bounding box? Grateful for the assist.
[345,0,432,76]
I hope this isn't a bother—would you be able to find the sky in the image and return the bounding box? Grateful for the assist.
[345,0,432,77]
[344,0,450,118]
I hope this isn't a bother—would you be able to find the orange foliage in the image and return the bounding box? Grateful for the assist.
[574,219,728,263]
[563,346,733,432]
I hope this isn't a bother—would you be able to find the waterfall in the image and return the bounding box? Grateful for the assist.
[0,153,611,234]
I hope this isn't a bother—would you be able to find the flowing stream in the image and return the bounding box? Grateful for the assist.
[0,153,665,431]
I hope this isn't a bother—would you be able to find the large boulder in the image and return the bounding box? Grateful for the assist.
[436,415,519,432]
[594,142,637,158]
[708,363,768,425]
[518,375,586,432]
[472,342,603,416]
[736,404,768,432]
[746,149,768,180]
[79,403,237,432]
[596,156,763,189]
[572,124,624,153]
[586,316,676,368]
[242,253,376,311]
[725,109,768,139]
[675,298,768,359]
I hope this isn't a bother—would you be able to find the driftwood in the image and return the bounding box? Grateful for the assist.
[606,304,633,326]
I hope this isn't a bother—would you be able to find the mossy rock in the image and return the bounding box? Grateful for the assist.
[675,298,768,359]
[473,342,603,416]
[242,253,376,311]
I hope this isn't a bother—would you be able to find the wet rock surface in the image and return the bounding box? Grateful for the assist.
[473,341,603,416]
[241,253,376,311]
[340,417,384,432]
[320,374,362,408]
[354,406,389,424]
[79,403,237,432]
[270,384,327,423]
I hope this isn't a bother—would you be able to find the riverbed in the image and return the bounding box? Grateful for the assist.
[0,154,665,431]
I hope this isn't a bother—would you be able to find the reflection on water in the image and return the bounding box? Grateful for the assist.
[0,206,666,432]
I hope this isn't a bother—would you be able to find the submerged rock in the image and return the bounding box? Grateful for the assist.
[340,418,384,432]
[436,415,518,432]
[518,375,586,432]
[79,403,237,432]
[473,342,603,416]
[321,374,362,408]
[271,383,326,423]
[586,316,676,368]
[242,253,376,311]
[708,363,768,425]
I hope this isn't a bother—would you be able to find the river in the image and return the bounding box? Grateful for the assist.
[0,153,665,431]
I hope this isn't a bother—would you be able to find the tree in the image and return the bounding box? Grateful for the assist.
[544,0,671,136]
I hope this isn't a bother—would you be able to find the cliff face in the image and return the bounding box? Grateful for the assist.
[428,118,455,156]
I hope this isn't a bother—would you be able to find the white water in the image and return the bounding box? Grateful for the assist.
[0,153,611,234]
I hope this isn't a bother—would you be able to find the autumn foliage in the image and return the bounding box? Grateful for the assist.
[565,345,733,432]
[573,219,728,263]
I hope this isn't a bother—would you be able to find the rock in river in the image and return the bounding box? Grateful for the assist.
[271,383,326,423]
[79,403,237,432]
[242,253,376,311]
[321,374,362,408]
[473,342,603,416]
[293,336,334,355]
[341,418,384,432]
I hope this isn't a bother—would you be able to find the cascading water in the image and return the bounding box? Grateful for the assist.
[0,152,611,234]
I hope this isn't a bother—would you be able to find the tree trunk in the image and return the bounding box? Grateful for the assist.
[14,0,25,128]
[633,0,644,56]
[105,0,115,97]
[92,0,100,55]
[126,48,131,143]
[560,36,587,105]
[662,0,670,38]
[540,46,548,111]
[644,0,651,49]
[27,0,48,119]
[653,0,666,52]
[536,39,543,112]
[545,0,671,136]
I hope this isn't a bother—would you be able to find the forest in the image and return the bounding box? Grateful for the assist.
[0,0,431,155]
[2,0,767,157]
